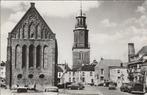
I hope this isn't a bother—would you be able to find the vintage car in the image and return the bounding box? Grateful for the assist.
[108,82,116,90]
[17,87,28,93]
[57,82,72,89]
[130,83,144,94]
[98,82,104,86]
[0,78,6,89]
[120,83,132,92]
[67,83,84,90]
[44,86,58,92]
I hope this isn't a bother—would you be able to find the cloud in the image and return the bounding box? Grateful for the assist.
[138,15,147,27]
[136,6,146,14]
[1,1,28,12]
[1,1,100,17]
[136,0,147,15]
[101,19,117,27]
[123,15,147,28]
[90,12,147,61]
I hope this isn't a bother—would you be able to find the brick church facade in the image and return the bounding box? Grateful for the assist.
[6,3,58,91]
[72,9,90,69]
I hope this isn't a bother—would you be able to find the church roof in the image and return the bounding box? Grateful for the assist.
[9,3,55,39]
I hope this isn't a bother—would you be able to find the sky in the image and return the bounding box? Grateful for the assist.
[1,0,147,67]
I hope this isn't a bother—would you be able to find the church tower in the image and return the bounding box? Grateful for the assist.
[72,5,90,69]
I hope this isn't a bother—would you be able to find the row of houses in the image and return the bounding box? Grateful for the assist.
[57,44,147,87]
[57,59,129,87]
[57,62,96,85]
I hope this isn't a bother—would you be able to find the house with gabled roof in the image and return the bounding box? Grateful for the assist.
[95,58,122,85]
[109,62,129,87]
[57,63,71,84]
[76,64,95,85]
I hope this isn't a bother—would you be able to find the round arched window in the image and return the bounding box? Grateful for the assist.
[28,74,33,78]
[39,74,45,78]
[17,74,22,79]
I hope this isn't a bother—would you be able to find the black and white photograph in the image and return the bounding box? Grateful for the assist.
[0,0,147,95]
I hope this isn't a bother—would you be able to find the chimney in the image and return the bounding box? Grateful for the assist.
[30,2,35,7]
[128,43,135,62]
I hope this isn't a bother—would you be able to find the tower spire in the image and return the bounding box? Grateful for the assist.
[80,0,82,16]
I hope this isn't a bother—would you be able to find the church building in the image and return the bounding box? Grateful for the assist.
[6,3,58,91]
[72,8,90,70]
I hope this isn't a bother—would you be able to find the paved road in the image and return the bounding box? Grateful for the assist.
[0,86,144,95]
[59,85,134,95]
[0,88,58,95]
[95,86,133,95]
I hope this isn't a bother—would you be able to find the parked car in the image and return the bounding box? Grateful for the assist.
[104,81,116,87]
[98,83,104,86]
[67,83,84,90]
[45,86,58,92]
[0,78,6,89]
[17,87,27,93]
[120,83,132,92]
[108,82,116,90]
[130,83,144,94]
[104,81,110,87]
[89,83,94,86]
[57,82,72,89]
[0,80,6,89]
